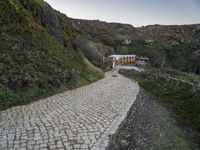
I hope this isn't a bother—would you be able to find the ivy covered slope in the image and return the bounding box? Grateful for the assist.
[0,0,103,110]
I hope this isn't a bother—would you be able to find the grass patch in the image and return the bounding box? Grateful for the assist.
[0,49,104,111]
[119,69,200,131]
[0,0,104,111]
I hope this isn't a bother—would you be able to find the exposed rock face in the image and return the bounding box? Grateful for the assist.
[122,39,132,45]
[192,25,200,35]
[19,0,73,48]
[35,7,65,45]
[144,39,157,45]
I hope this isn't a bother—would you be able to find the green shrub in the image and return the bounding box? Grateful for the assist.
[120,69,200,130]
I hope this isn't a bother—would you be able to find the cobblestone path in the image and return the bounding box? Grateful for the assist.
[0,69,139,150]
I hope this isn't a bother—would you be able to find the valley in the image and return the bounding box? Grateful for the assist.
[0,0,200,149]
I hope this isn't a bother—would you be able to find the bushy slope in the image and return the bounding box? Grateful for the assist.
[0,0,103,110]
[72,19,136,46]
[71,18,200,74]
[119,69,200,131]
[77,36,114,67]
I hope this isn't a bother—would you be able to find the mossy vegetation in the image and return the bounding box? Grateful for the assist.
[0,0,103,110]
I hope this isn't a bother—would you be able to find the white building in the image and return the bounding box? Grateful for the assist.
[109,55,137,68]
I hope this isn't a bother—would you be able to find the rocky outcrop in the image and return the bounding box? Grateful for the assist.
[122,39,132,45]
[144,39,157,45]
[192,25,200,35]
[19,0,73,48]
[34,7,65,46]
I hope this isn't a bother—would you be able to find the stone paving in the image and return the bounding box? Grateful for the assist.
[0,69,139,150]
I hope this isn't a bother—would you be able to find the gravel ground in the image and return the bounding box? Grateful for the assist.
[107,89,199,150]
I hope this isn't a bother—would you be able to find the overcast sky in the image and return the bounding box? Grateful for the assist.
[44,0,200,27]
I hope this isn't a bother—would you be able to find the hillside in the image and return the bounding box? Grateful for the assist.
[0,0,199,110]
[0,0,103,110]
[71,19,200,74]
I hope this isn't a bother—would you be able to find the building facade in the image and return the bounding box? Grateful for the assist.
[108,55,137,68]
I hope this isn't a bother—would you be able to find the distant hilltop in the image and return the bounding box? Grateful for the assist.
[71,18,200,43]
[71,18,200,74]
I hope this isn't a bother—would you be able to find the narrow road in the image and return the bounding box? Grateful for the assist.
[0,69,139,150]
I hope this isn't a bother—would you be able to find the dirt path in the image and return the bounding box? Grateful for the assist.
[107,89,199,150]
[0,69,139,150]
